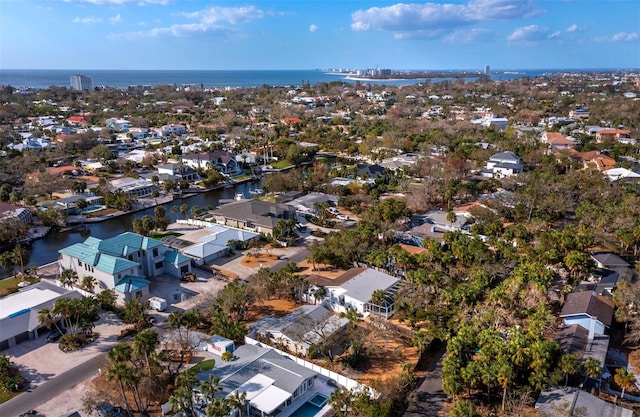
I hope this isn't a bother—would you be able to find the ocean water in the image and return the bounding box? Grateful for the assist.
[0,68,552,90]
[0,68,627,90]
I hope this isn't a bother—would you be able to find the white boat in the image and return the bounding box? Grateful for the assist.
[235,193,245,200]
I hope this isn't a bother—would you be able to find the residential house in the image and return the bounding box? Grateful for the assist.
[596,128,631,143]
[110,177,158,198]
[183,151,243,175]
[576,150,616,171]
[54,194,104,214]
[554,324,609,373]
[379,153,420,171]
[286,192,339,215]
[591,252,630,271]
[575,269,620,297]
[541,131,576,152]
[58,232,191,303]
[569,109,590,119]
[604,167,640,182]
[207,200,297,237]
[480,151,523,178]
[140,163,200,186]
[248,304,348,356]
[195,344,322,417]
[559,291,615,337]
[0,281,82,350]
[307,267,401,319]
[105,118,130,133]
[161,124,187,137]
[471,114,508,130]
[535,387,632,417]
[165,223,260,265]
[0,202,33,225]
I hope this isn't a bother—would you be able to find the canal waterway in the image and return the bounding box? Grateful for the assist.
[26,181,261,269]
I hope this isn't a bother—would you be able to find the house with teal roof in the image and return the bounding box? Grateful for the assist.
[58,232,191,303]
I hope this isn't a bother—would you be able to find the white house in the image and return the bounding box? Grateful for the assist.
[480,151,523,178]
[0,281,81,349]
[307,268,400,319]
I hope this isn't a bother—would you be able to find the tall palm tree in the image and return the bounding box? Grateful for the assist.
[59,268,78,289]
[227,389,248,417]
[614,368,636,399]
[559,354,581,386]
[133,329,159,375]
[583,357,602,383]
[81,275,97,293]
[37,307,63,334]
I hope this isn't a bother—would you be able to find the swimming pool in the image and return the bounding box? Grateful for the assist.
[288,402,321,417]
[308,393,328,407]
[81,204,105,214]
[288,394,328,417]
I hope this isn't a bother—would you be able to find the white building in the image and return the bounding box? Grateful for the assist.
[480,151,523,178]
[70,74,93,91]
[0,281,81,349]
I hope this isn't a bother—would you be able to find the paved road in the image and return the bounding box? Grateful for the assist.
[402,343,448,417]
[0,352,107,417]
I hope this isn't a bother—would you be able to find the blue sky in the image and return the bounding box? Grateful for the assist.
[1,0,639,70]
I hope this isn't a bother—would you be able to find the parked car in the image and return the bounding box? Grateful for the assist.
[97,403,125,417]
[45,328,67,342]
[336,214,349,221]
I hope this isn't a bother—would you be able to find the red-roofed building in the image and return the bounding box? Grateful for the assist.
[282,117,303,124]
[596,129,631,143]
[576,151,616,171]
[67,114,91,126]
[541,131,576,152]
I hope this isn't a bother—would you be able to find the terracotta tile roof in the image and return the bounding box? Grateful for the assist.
[283,117,303,124]
[398,244,427,255]
[545,132,575,145]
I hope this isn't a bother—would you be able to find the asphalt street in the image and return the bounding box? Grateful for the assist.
[0,352,107,417]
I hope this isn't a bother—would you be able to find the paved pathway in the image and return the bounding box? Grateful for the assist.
[402,343,447,417]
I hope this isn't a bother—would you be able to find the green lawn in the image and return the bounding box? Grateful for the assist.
[0,276,22,296]
[191,359,216,373]
[150,231,183,239]
[0,390,20,403]
[270,160,294,169]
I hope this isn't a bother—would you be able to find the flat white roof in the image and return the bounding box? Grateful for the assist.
[0,287,62,320]
[251,384,291,414]
[234,374,275,401]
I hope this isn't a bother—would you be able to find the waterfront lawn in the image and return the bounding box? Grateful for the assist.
[270,159,293,169]
[150,231,182,239]
[0,276,21,296]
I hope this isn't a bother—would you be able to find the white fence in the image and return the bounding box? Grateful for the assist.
[176,219,216,228]
[244,336,375,396]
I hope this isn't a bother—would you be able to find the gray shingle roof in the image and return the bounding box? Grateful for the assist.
[338,268,399,303]
[559,291,615,327]
[535,387,632,417]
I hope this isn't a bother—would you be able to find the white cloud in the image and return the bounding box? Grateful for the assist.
[111,5,265,39]
[73,16,103,24]
[507,25,549,42]
[444,28,494,44]
[110,14,122,24]
[566,23,578,32]
[64,0,169,4]
[309,24,319,33]
[351,0,542,37]
[611,32,638,42]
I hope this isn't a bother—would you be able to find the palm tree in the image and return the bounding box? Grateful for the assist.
[37,306,63,334]
[559,354,581,386]
[339,306,363,331]
[133,329,159,375]
[227,389,248,417]
[583,357,602,383]
[81,275,97,293]
[59,268,78,289]
[614,368,636,399]
[311,285,327,304]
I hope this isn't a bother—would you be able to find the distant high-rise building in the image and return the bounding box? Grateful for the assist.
[70,74,93,91]
[484,65,490,75]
